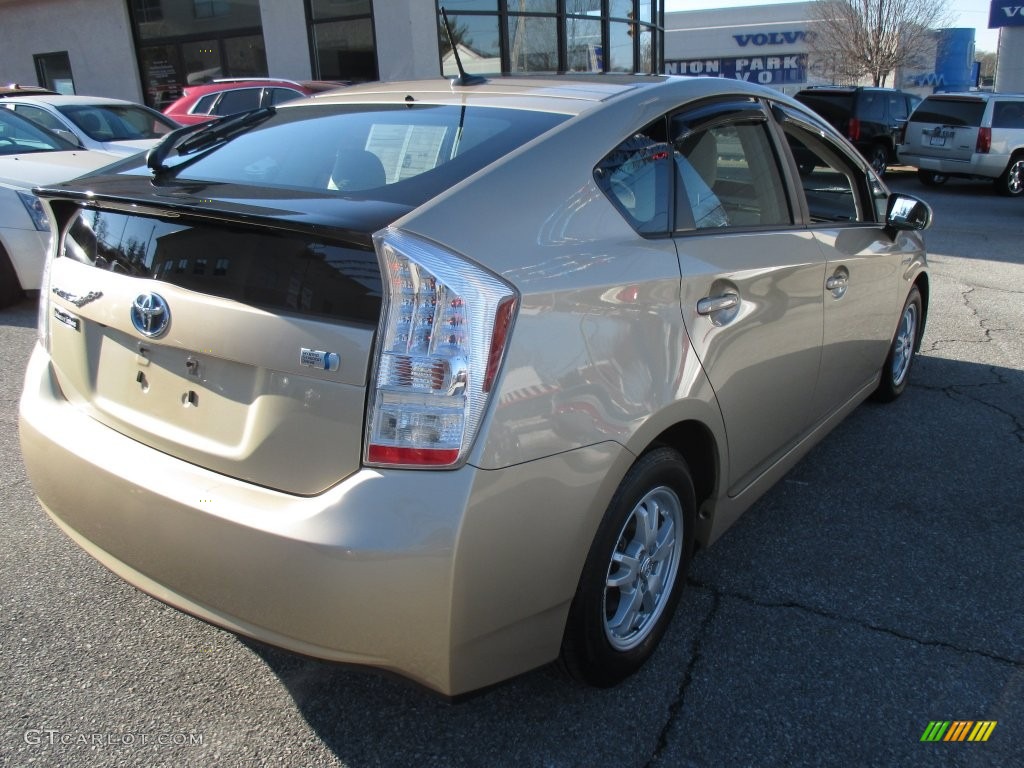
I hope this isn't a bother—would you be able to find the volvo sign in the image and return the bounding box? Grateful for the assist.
[990,0,1024,27]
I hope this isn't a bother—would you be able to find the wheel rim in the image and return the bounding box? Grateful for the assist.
[1007,160,1024,195]
[891,302,918,387]
[603,486,684,651]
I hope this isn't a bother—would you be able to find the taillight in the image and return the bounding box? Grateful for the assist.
[848,117,861,142]
[365,229,518,469]
[976,127,991,154]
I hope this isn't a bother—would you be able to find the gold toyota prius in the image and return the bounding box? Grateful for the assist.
[19,74,931,696]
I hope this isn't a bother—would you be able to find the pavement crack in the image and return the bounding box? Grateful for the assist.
[688,579,1023,670]
[644,587,720,768]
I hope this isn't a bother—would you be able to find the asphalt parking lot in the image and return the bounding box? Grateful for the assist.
[1,170,1021,767]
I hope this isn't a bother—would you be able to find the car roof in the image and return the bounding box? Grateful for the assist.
[922,91,1024,101]
[0,94,149,107]
[180,79,327,95]
[302,74,747,117]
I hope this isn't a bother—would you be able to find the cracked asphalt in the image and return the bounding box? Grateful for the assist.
[2,171,1021,767]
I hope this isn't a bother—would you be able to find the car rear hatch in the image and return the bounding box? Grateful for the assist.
[38,184,397,496]
[904,95,986,161]
[34,97,568,494]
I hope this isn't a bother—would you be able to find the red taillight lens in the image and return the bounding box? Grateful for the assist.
[848,117,861,142]
[976,127,991,154]
[365,229,518,468]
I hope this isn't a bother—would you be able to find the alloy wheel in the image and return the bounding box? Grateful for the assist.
[603,485,684,651]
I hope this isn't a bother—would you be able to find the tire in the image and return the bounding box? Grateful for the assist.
[994,155,1024,197]
[561,447,696,687]
[0,245,24,309]
[917,169,948,187]
[867,145,887,177]
[873,286,922,403]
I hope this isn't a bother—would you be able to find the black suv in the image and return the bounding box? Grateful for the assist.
[795,86,921,175]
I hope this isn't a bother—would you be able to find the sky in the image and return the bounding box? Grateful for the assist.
[664,1,1003,52]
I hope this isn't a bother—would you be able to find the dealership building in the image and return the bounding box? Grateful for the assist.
[1,0,1021,106]
[0,1,664,108]
[665,1,1024,96]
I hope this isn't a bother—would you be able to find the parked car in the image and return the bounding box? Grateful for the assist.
[161,78,348,125]
[795,86,921,176]
[20,75,931,696]
[0,109,119,307]
[898,91,1024,196]
[0,94,180,156]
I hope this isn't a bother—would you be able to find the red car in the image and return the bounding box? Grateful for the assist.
[162,78,348,125]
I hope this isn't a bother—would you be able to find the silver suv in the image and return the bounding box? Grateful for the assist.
[899,92,1024,196]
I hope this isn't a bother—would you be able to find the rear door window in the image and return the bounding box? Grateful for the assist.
[993,101,1024,129]
[212,88,261,116]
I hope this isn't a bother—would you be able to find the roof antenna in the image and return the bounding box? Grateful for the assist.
[440,7,486,87]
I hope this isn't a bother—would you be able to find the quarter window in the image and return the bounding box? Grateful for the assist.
[594,120,672,235]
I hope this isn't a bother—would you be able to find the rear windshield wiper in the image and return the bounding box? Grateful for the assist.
[146,107,276,174]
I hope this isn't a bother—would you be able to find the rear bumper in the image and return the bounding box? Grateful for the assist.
[19,342,629,695]
[898,151,1008,179]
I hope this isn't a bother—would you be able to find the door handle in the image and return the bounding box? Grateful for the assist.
[826,267,850,299]
[825,275,847,291]
[697,293,740,316]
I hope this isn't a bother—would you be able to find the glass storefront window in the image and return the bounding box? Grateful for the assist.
[139,45,184,108]
[224,34,268,79]
[507,0,557,11]
[610,0,634,19]
[439,0,498,10]
[566,0,602,14]
[134,0,262,40]
[608,21,633,73]
[566,17,602,72]
[311,0,370,19]
[441,13,501,77]
[638,27,654,74]
[181,39,222,83]
[313,18,377,81]
[508,15,558,73]
[440,2,660,75]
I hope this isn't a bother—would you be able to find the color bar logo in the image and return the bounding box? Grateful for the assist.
[920,721,997,742]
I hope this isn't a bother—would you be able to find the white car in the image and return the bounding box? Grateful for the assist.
[0,109,119,306]
[0,94,179,157]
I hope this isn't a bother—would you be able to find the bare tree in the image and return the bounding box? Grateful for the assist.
[809,0,953,86]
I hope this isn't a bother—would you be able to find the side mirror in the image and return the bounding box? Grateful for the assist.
[886,193,932,231]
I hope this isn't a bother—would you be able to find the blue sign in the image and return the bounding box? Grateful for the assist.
[665,55,807,86]
[990,1,1024,28]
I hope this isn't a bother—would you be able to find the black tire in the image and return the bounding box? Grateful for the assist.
[867,145,887,177]
[873,286,922,403]
[917,169,948,187]
[994,155,1024,197]
[561,447,696,687]
[0,245,24,309]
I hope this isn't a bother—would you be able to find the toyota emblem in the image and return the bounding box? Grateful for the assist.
[130,292,170,337]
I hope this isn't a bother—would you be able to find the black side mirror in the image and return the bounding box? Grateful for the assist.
[886,193,932,231]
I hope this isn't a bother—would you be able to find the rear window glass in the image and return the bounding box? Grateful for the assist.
[911,98,986,127]
[61,209,382,325]
[154,103,568,206]
[794,92,854,124]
